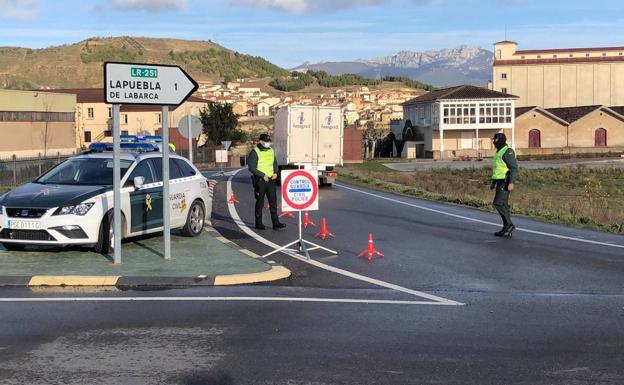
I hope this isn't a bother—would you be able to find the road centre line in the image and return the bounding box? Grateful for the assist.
[0,297,454,305]
[335,183,624,250]
[226,170,463,306]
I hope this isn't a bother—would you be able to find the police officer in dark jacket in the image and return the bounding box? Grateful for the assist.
[490,133,519,237]
[248,134,286,230]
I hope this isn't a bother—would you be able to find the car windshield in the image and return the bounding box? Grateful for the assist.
[36,158,133,185]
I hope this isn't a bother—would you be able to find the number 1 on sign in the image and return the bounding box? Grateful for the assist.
[174,83,178,91]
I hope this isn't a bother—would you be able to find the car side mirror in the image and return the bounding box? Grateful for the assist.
[133,176,145,189]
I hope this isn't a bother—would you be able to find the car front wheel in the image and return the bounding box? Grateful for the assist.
[181,200,205,237]
[94,211,113,254]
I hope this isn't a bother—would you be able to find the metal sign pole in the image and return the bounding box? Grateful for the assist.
[112,104,122,264]
[187,113,193,164]
[162,106,172,260]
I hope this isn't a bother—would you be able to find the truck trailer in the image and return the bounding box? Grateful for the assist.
[273,105,344,186]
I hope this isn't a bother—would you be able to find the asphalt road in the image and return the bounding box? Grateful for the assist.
[0,169,623,385]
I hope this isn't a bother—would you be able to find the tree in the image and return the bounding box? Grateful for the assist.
[363,121,387,160]
[199,102,247,146]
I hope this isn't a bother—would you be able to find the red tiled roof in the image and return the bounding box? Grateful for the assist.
[516,46,624,55]
[403,85,517,105]
[494,56,624,66]
[546,105,602,124]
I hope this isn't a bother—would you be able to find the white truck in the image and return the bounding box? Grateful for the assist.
[273,105,344,186]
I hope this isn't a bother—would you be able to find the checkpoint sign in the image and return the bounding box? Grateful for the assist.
[281,170,319,212]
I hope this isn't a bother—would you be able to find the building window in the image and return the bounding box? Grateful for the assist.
[537,55,541,59]
[155,113,161,124]
[87,108,94,119]
[496,50,502,59]
[501,73,507,80]
[108,108,112,118]
[602,53,607,56]
[104,130,112,137]
[569,54,573,58]
[553,55,557,58]
[586,53,590,57]
[122,114,128,125]
[529,129,541,148]
[501,88,508,94]
[521,56,525,59]
[84,131,92,143]
[595,128,607,147]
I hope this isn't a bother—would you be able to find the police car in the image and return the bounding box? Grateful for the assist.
[0,136,210,253]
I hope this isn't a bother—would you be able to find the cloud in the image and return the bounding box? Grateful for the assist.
[110,0,187,12]
[231,0,391,13]
[0,0,39,21]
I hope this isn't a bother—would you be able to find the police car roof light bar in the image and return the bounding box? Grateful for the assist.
[88,142,158,153]
[120,135,139,142]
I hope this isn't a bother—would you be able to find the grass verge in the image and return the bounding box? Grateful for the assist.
[338,162,624,235]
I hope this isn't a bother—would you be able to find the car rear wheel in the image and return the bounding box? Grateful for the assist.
[1,243,25,251]
[94,211,113,254]
[181,200,205,237]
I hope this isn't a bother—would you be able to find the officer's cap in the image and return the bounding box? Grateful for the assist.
[259,133,271,142]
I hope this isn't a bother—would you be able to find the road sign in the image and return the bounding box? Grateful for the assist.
[281,169,319,212]
[222,141,232,150]
[104,62,198,106]
[178,115,202,139]
[216,150,228,163]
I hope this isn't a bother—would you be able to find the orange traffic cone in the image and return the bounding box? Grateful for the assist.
[358,233,384,261]
[302,211,317,229]
[228,193,240,204]
[315,218,335,240]
[279,210,295,218]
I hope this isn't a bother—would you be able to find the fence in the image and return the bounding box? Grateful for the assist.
[0,152,74,188]
[0,144,245,188]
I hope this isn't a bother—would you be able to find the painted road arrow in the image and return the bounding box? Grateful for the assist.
[104,62,198,106]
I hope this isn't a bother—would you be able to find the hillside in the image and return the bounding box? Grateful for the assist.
[0,36,289,89]
[292,45,493,87]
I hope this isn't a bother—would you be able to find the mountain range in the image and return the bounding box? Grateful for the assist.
[292,45,494,87]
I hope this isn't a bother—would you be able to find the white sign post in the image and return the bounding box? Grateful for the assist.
[262,169,336,260]
[104,62,198,264]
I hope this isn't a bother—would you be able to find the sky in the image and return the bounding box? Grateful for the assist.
[1,0,624,68]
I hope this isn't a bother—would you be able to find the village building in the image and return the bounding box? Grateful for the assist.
[0,89,77,158]
[493,41,624,108]
[398,85,518,159]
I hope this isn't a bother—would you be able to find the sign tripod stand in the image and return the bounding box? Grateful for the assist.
[261,169,336,260]
[262,209,337,260]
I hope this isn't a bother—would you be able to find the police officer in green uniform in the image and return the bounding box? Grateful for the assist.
[248,134,286,230]
[490,133,519,237]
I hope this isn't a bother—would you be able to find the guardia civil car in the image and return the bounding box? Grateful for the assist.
[0,139,210,253]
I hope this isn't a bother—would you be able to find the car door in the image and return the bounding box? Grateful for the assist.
[128,158,163,233]
[150,158,186,228]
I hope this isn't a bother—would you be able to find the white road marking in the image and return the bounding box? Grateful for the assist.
[0,297,455,305]
[226,170,463,306]
[336,183,624,250]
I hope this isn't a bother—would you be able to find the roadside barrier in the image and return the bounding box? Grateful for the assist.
[358,233,384,261]
[315,218,335,240]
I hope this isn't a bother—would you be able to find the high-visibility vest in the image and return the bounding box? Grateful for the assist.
[254,147,275,177]
[492,145,510,180]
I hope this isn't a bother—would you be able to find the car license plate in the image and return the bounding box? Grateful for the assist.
[7,220,42,230]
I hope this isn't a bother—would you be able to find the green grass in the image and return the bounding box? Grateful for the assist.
[338,163,624,234]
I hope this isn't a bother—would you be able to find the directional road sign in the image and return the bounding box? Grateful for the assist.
[104,62,198,106]
[281,169,319,212]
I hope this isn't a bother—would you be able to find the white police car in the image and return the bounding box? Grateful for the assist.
[0,137,210,253]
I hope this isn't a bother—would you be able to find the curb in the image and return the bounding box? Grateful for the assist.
[0,179,291,289]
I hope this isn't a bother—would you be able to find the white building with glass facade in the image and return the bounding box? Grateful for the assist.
[399,85,518,159]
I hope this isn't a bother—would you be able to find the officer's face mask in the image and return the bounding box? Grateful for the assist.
[262,141,272,149]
